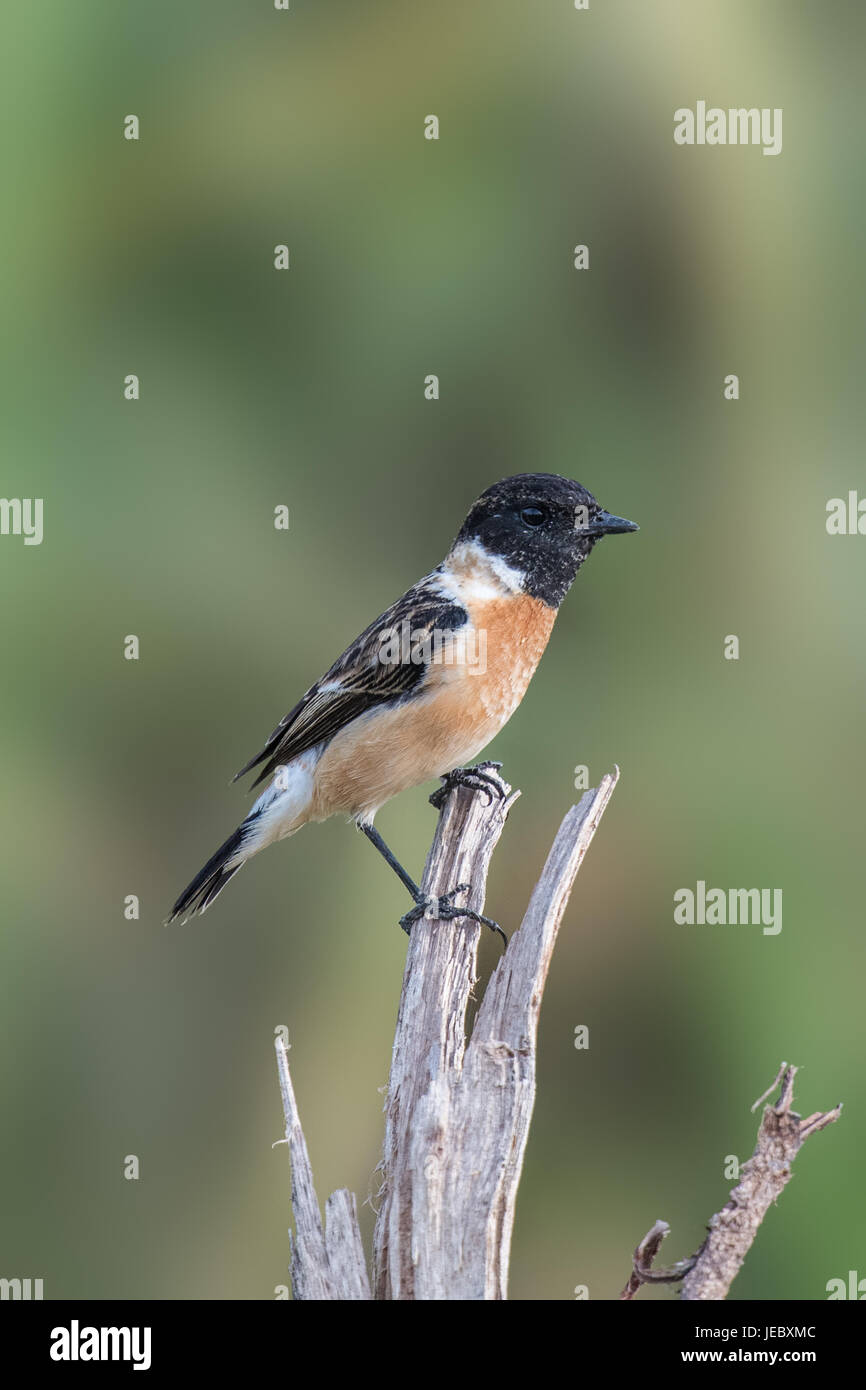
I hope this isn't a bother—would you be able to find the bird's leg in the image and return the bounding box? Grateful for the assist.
[359,822,506,948]
[360,823,423,899]
[429,760,507,810]
[398,890,507,949]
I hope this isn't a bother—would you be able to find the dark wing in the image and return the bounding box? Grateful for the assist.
[234,573,467,790]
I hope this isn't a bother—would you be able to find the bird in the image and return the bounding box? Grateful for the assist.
[167,473,637,937]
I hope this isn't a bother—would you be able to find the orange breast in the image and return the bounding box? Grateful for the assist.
[468,592,557,726]
[309,592,556,821]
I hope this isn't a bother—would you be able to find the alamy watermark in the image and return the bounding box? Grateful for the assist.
[1,1276,43,1300]
[377,619,487,674]
[50,1322,151,1371]
[0,497,43,545]
[674,881,782,936]
[826,492,866,535]
[674,103,782,157]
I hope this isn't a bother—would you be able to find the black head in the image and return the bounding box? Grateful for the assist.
[451,473,638,608]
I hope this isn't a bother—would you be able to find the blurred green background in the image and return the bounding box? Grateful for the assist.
[1,0,863,1301]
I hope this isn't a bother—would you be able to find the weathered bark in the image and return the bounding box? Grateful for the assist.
[621,1063,843,1301]
[274,764,619,1300]
[274,1034,371,1300]
[372,766,618,1299]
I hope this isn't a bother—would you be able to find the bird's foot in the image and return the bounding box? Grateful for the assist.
[429,761,507,810]
[399,883,507,949]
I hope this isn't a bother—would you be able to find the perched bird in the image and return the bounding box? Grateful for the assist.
[168,473,637,935]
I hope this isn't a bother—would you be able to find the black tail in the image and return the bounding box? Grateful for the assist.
[167,826,246,923]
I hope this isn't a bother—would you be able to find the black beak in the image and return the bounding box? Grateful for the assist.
[583,509,639,537]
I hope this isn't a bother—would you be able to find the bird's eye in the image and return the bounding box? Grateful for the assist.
[520,507,545,528]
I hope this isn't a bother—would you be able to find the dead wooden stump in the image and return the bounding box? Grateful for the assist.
[274,762,619,1300]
